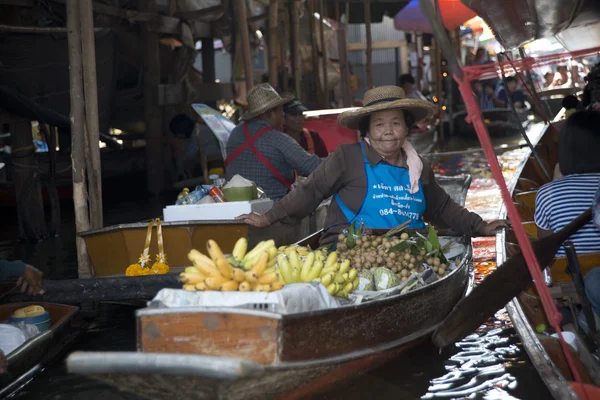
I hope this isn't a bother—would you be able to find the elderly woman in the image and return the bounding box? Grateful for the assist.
[239,86,506,244]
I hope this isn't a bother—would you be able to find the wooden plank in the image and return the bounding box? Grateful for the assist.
[347,40,408,51]
[551,253,600,283]
[138,311,280,364]
[515,190,537,214]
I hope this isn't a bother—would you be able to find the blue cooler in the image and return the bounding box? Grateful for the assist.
[9,305,51,333]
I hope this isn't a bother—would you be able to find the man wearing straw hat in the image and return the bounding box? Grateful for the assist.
[238,85,507,244]
[225,84,322,200]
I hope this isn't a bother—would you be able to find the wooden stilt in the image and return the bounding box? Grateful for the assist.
[364,0,373,90]
[140,0,165,195]
[268,0,279,89]
[291,0,302,97]
[10,120,46,242]
[337,1,351,107]
[318,0,328,107]
[80,0,103,229]
[66,0,92,278]
[308,0,321,104]
[235,0,254,90]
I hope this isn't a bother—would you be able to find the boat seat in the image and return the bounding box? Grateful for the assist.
[516,177,541,192]
[514,191,537,214]
[549,252,600,299]
[514,201,534,221]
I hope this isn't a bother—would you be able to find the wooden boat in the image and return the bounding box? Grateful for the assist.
[66,229,473,399]
[453,103,533,138]
[0,302,79,397]
[495,117,600,399]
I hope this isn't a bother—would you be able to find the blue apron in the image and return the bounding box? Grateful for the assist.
[335,142,426,229]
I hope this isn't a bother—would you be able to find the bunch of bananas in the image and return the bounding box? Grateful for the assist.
[277,244,311,257]
[277,250,359,298]
[229,238,278,270]
[180,239,283,292]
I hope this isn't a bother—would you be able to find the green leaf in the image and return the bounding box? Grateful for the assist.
[427,224,440,251]
[387,240,411,253]
[425,241,433,253]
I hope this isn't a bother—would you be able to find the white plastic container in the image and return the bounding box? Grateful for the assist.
[163,198,274,222]
[551,331,580,354]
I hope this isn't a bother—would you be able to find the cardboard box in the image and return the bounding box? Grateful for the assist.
[163,198,274,222]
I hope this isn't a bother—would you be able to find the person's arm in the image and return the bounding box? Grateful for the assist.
[239,147,348,227]
[0,259,26,281]
[276,132,323,176]
[421,159,490,236]
[0,260,44,295]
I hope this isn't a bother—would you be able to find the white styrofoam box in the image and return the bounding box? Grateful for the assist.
[163,198,274,222]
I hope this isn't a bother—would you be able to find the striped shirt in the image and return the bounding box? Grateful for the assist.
[225,119,322,200]
[535,174,600,256]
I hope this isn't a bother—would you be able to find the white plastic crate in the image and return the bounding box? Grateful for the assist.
[163,198,274,222]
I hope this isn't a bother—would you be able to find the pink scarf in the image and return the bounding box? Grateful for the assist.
[364,138,423,194]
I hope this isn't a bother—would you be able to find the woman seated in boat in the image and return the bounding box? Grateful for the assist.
[0,259,44,296]
[238,86,507,244]
[492,76,526,109]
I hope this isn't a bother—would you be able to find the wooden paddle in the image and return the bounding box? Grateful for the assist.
[432,207,592,348]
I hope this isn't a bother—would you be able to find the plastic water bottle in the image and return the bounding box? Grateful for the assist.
[175,188,191,205]
[187,186,207,204]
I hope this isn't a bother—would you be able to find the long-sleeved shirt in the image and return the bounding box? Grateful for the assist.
[265,142,486,244]
[0,260,26,281]
[225,119,322,200]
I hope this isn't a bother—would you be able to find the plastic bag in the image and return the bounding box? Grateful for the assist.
[0,324,26,355]
[11,321,41,340]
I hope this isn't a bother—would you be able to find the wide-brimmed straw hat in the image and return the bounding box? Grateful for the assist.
[338,86,436,130]
[241,83,289,121]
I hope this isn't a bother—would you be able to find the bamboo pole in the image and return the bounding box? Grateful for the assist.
[80,0,103,229]
[280,3,288,92]
[140,0,165,195]
[308,0,320,103]
[291,0,302,97]
[235,0,254,90]
[268,0,279,88]
[433,38,445,146]
[318,0,328,107]
[66,0,92,278]
[336,1,351,107]
[364,0,373,89]
[416,32,423,92]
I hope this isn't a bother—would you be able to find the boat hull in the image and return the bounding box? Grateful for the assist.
[0,302,79,396]
[67,238,472,399]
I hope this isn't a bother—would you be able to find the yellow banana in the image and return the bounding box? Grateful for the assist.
[195,282,207,290]
[188,250,217,269]
[353,277,359,289]
[320,266,338,277]
[305,260,324,281]
[206,240,225,262]
[267,257,277,268]
[279,256,294,283]
[250,252,269,277]
[324,252,338,269]
[179,272,206,285]
[300,252,316,282]
[321,272,334,287]
[341,273,349,282]
[270,281,284,291]
[244,240,275,264]
[245,270,258,283]
[288,250,300,270]
[232,268,246,282]
[220,280,239,291]
[232,238,248,260]
[348,268,358,282]
[338,260,350,275]
[267,247,278,261]
[263,267,276,275]
[258,272,279,284]
[205,276,227,290]
[334,273,346,284]
[336,290,348,299]
[278,246,288,252]
[255,284,271,292]
[327,283,338,295]
[216,258,233,279]
[183,283,196,291]
[343,281,354,294]
[185,266,199,274]
[239,281,251,292]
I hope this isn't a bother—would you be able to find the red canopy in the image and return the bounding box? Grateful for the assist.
[394,0,477,34]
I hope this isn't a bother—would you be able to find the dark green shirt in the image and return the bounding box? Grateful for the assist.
[0,260,26,281]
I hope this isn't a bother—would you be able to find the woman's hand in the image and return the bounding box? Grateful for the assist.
[0,350,6,375]
[16,265,45,296]
[480,220,510,236]
[236,213,271,228]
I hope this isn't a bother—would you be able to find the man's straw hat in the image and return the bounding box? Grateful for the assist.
[241,83,289,121]
[338,86,436,130]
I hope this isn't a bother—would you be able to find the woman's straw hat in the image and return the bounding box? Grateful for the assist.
[241,83,289,121]
[338,86,436,130]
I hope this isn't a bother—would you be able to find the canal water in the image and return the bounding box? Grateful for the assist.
[2,127,552,399]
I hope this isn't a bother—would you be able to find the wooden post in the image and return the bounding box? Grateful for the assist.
[280,3,288,92]
[291,0,302,97]
[308,0,321,104]
[416,32,424,92]
[268,0,279,88]
[202,38,217,108]
[66,0,92,278]
[235,0,254,90]
[11,120,46,242]
[140,0,165,195]
[318,0,328,107]
[80,0,103,229]
[337,1,351,107]
[364,0,373,89]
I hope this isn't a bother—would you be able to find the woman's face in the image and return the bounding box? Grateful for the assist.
[367,109,408,156]
[284,111,305,133]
